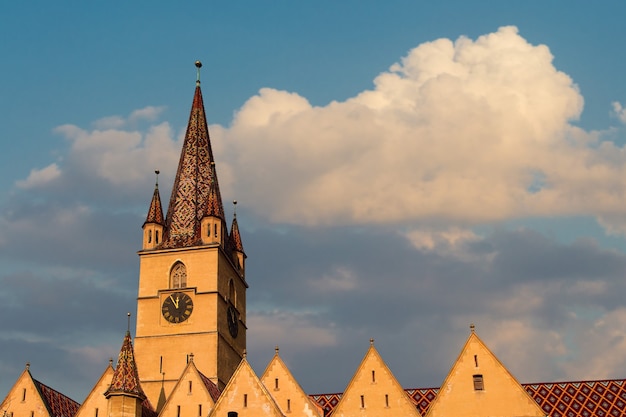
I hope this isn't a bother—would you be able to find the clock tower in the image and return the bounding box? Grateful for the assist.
[134,61,247,405]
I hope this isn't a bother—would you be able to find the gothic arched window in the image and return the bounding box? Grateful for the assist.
[170,262,187,289]
[229,279,236,306]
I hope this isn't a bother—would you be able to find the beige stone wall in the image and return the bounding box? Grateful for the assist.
[135,244,246,405]
[426,332,545,417]
[106,395,142,417]
[0,370,51,417]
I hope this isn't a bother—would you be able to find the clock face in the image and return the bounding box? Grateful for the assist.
[227,305,238,338]
[162,292,193,323]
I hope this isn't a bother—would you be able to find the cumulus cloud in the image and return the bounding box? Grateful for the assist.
[16,163,61,189]
[211,26,625,231]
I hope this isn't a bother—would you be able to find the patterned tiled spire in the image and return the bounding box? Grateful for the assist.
[144,171,164,226]
[161,61,226,249]
[230,205,244,254]
[105,331,146,400]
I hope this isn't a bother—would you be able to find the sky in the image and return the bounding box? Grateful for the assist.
[2,0,626,403]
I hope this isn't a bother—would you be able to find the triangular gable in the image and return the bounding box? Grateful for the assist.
[0,365,80,417]
[260,348,322,417]
[209,357,284,417]
[425,327,545,417]
[331,340,421,417]
[159,359,221,417]
[74,363,115,417]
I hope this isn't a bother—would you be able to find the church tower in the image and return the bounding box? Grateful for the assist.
[134,61,247,405]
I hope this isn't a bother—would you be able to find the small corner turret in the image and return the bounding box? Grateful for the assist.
[229,200,246,275]
[142,170,165,250]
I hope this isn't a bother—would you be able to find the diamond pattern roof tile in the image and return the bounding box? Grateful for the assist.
[105,331,146,400]
[311,379,626,417]
[161,79,225,249]
[33,379,80,417]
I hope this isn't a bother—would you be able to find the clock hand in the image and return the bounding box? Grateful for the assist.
[169,295,179,309]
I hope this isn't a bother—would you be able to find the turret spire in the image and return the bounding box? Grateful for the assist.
[161,61,226,249]
[105,330,146,400]
[143,170,164,226]
[230,200,244,253]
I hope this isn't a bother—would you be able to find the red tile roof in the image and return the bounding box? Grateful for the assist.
[161,81,225,249]
[33,379,80,417]
[144,182,165,226]
[311,379,626,417]
[198,370,222,403]
[105,331,146,400]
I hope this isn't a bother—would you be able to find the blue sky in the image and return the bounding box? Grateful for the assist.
[3,0,626,403]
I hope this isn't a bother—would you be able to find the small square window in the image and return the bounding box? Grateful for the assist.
[473,374,484,391]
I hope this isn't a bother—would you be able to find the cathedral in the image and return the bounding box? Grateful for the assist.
[2,62,626,417]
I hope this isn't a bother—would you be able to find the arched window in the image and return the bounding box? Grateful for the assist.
[229,279,236,305]
[170,262,187,288]
[148,230,152,243]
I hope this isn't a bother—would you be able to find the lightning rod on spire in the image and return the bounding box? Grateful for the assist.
[195,60,202,85]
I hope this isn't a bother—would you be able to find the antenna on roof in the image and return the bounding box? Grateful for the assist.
[195,60,202,86]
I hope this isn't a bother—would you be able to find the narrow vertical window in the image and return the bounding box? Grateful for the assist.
[160,356,163,374]
[287,399,291,412]
[371,370,375,382]
[275,378,279,390]
[148,230,152,243]
[189,380,192,393]
[155,230,159,244]
[385,394,389,407]
[360,395,365,408]
[473,374,484,391]
[198,404,202,416]
[474,354,478,367]
[244,394,248,407]
[95,408,98,417]
[214,223,218,237]
[176,405,180,417]
[31,412,34,417]
[22,388,26,401]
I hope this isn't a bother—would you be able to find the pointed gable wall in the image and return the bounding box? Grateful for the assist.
[0,365,79,417]
[331,341,421,417]
[261,349,322,417]
[75,364,115,417]
[209,358,284,417]
[159,359,220,417]
[425,328,545,417]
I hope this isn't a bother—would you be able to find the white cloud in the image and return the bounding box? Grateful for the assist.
[16,163,61,189]
[612,101,626,124]
[212,26,626,229]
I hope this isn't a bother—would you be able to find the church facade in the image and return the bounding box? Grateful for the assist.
[2,62,626,417]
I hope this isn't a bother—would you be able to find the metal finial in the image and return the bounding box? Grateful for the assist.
[109,358,113,367]
[189,352,194,362]
[275,345,279,355]
[195,61,202,85]
[26,362,30,370]
[243,349,247,358]
[155,170,160,187]
[370,338,375,346]
[127,312,131,332]
[233,200,238,217]
[470,323,476,333]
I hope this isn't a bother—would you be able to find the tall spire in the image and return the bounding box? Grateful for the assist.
[144,170,164,226]
[161,61,226,249]
[105,330,146,400]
